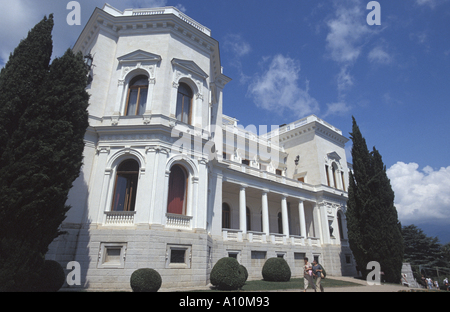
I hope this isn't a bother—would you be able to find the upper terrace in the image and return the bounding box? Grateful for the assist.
[223,114,344,143]
[102,4,212,36]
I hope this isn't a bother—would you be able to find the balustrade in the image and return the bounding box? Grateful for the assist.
[166,213,192,229]
[104,211,136,226]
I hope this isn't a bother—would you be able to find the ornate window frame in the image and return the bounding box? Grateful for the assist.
[97,148,146,225]
[171,58,208,128]
[163,155,199,223]
[114,50,161,116]
[324,151,343,190]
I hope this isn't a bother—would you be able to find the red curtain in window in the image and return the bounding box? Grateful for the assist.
[167,165,186,215]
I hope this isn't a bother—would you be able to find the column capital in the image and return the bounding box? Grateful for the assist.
[262,188,270,194]
[239,184,248,190]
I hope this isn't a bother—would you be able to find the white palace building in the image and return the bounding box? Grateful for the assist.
[47,4,357,291]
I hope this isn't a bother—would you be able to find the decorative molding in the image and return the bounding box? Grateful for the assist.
[97,146,111,155]
[171,58,208,80]
[145,145,171,155]
[118,49,161,64]
[111,116,119,126]
[327,151,341,161]
[117,50,161,85]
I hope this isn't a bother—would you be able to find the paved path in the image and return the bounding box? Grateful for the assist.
[161,276,421,292]
[302,276,417,292]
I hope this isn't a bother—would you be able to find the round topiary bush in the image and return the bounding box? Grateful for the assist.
[38,260,66,292]
[130,268,162,292]
[210,257,246,290]
[262,257,291,282]
[240,264,248,283]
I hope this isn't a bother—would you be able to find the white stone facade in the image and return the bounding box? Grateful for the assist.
[46,4,356,291]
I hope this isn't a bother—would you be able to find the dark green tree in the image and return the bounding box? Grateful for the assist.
[0,15,89,291]
[402,224,447,268]
[346,117,404,283]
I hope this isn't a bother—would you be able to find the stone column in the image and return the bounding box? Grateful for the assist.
[261,189,270,236]
[281,195,289,238]
[298,200,307,238]
[239,185,247,234]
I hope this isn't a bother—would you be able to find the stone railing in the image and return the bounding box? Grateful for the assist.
[222,229,243,241]
[166,213,192,229]
[221,230,323,247]
[270,233,286,244]
[104,211,136,226]
[308,237,321,246]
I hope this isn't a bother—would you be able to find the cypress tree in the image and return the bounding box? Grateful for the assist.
[0,15,89,291]
[0,15,53,158]
[346,117,404,283]
[346,116,372,277]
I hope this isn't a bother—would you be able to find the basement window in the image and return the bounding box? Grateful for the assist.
[98,243,127,269]
[166,244,192,269]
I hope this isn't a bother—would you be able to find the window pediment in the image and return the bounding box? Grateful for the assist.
[118,49,162,64]
[117,50,161,85]
[171,58,208,80]
[327,152,341,161]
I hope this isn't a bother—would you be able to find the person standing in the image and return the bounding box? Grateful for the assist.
[426,277,433,289]
[434,280,439,290]
[312,259,324,292]
[303,257,315,292]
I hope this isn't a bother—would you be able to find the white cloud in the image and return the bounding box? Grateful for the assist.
[337,66,354,93]
[247,54,319,118]
[0,0,45,64]
[415,0,449,8]
[325,0,372,98]
[323,101,352,118]
[368,46,392,64]
[386,162,450,225]
[0,0,188,66]
[416,0,434,5]
[325,0,370,64]
[416,0,438,8]
[223,34,251,58]
[223,34,251,84]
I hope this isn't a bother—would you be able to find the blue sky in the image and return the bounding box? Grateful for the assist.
[1,0,449,241]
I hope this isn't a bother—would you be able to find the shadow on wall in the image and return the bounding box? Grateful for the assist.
[46,170,92,290]
[339,245,357,277]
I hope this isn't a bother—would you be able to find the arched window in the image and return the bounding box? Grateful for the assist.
[176,82,193,124]
[112,159,139,212]
[126,75,148,116]
[332,163,338,189]
[222,203,231,229]
[167,165,188,215]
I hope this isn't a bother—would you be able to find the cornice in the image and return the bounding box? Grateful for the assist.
[74,8,218,56]
[73,7,225,85]
[278,120,349,147]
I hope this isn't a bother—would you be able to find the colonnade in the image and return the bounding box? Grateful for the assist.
[237,184,314,240]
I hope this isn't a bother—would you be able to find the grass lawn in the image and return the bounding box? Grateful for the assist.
[192,277,362,292]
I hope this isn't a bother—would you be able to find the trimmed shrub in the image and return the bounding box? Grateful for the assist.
[210,257,246,290]
[130,268,162,292]
[262,257,291,282]
[240,264,248,282]
[38,260,66,292]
